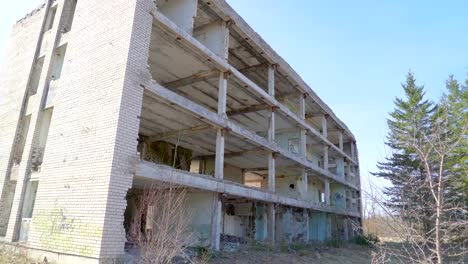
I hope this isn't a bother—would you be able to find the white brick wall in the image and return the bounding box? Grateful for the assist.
[0,0,153,261]
[25,0,152,259]
[0,7,45,237]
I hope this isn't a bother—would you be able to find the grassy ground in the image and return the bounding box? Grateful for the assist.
[211,243,374,264]
[0,246,30,264]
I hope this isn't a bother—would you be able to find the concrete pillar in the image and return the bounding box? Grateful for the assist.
[267,203,275,244]
[301,168,308,198]
[210,193,222,250]
[214,129,224,180]
[343,218,349,241]
[345,161,351,181]
[299,93,306,119]
[299,94,307,157]
[268,109,275,142]
[325,179,330,206]
[217,71,227,117]
[300,129,306,158]
[304,209,309,242]
[351,141,355,160]
[323,145,329,172]
[267,67,276,194]
[268,153,275,192]
[268,64,275,97]
[338,131,343,151]
[321,115,328,138]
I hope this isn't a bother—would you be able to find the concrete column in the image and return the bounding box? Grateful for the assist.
[300,130,307,158]
[304,209,309,242]
[210,193,222,250]
[321,115,328,138]
[323,145,329,172]
[299,94,306,119]
[268,64,275,97]
[268,153,275,192]
[214,129,224,179]
[345,161,351,181]
[351,141,355,160]
[301,168,308,199]
[268,109,275,142]
[267,203,275,244]
[338,132,343,151]
[343,218,349,241]
[217,71,227,117]
[325,179,330,206]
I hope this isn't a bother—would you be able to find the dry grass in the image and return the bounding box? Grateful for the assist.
[0,245,31,264]
[128,184,194,264]
[211,243,374,264]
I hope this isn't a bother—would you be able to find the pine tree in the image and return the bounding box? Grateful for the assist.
[438,75,468,204]
[372,72,434,231]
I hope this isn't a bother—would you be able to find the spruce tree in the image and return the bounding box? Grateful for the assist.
[438,75,468,204]
[372,72,434,231]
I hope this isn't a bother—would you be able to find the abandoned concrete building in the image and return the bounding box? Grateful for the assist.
[0,0,362,262]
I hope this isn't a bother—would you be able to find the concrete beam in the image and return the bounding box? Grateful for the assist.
[205,0,357,143]
[135,161,361,217]
[162,70,219,89]
[147,125,212,142]
[142,82,359,190]
[226,104,269,116]
[151,10,359,166]
[195,149,265,160]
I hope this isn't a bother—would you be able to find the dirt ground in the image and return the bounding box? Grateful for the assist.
[210,244,374,264]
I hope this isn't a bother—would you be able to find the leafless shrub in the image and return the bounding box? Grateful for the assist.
[128,184,194,264]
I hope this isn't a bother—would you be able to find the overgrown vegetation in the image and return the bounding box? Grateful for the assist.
[354,233,380,247]
[0,246,30,264]
[369,72,468,263]
[128,184,194,264]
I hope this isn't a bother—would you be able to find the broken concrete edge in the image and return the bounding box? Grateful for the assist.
[136,161,360,218]
[143,81,359,191]
[207,0,357,142]
[15,2,48,25]
[150,11,359,166]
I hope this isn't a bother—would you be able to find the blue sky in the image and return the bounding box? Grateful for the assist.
[1,1,467,192]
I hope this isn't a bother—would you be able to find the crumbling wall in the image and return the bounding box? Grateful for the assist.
[276,175,302,199]
[254,203,267,241]
[276,206,308,243]
[309,212,331,242]
[0,181,16,236]
[182,191,213,243]
[331,183,346,209]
